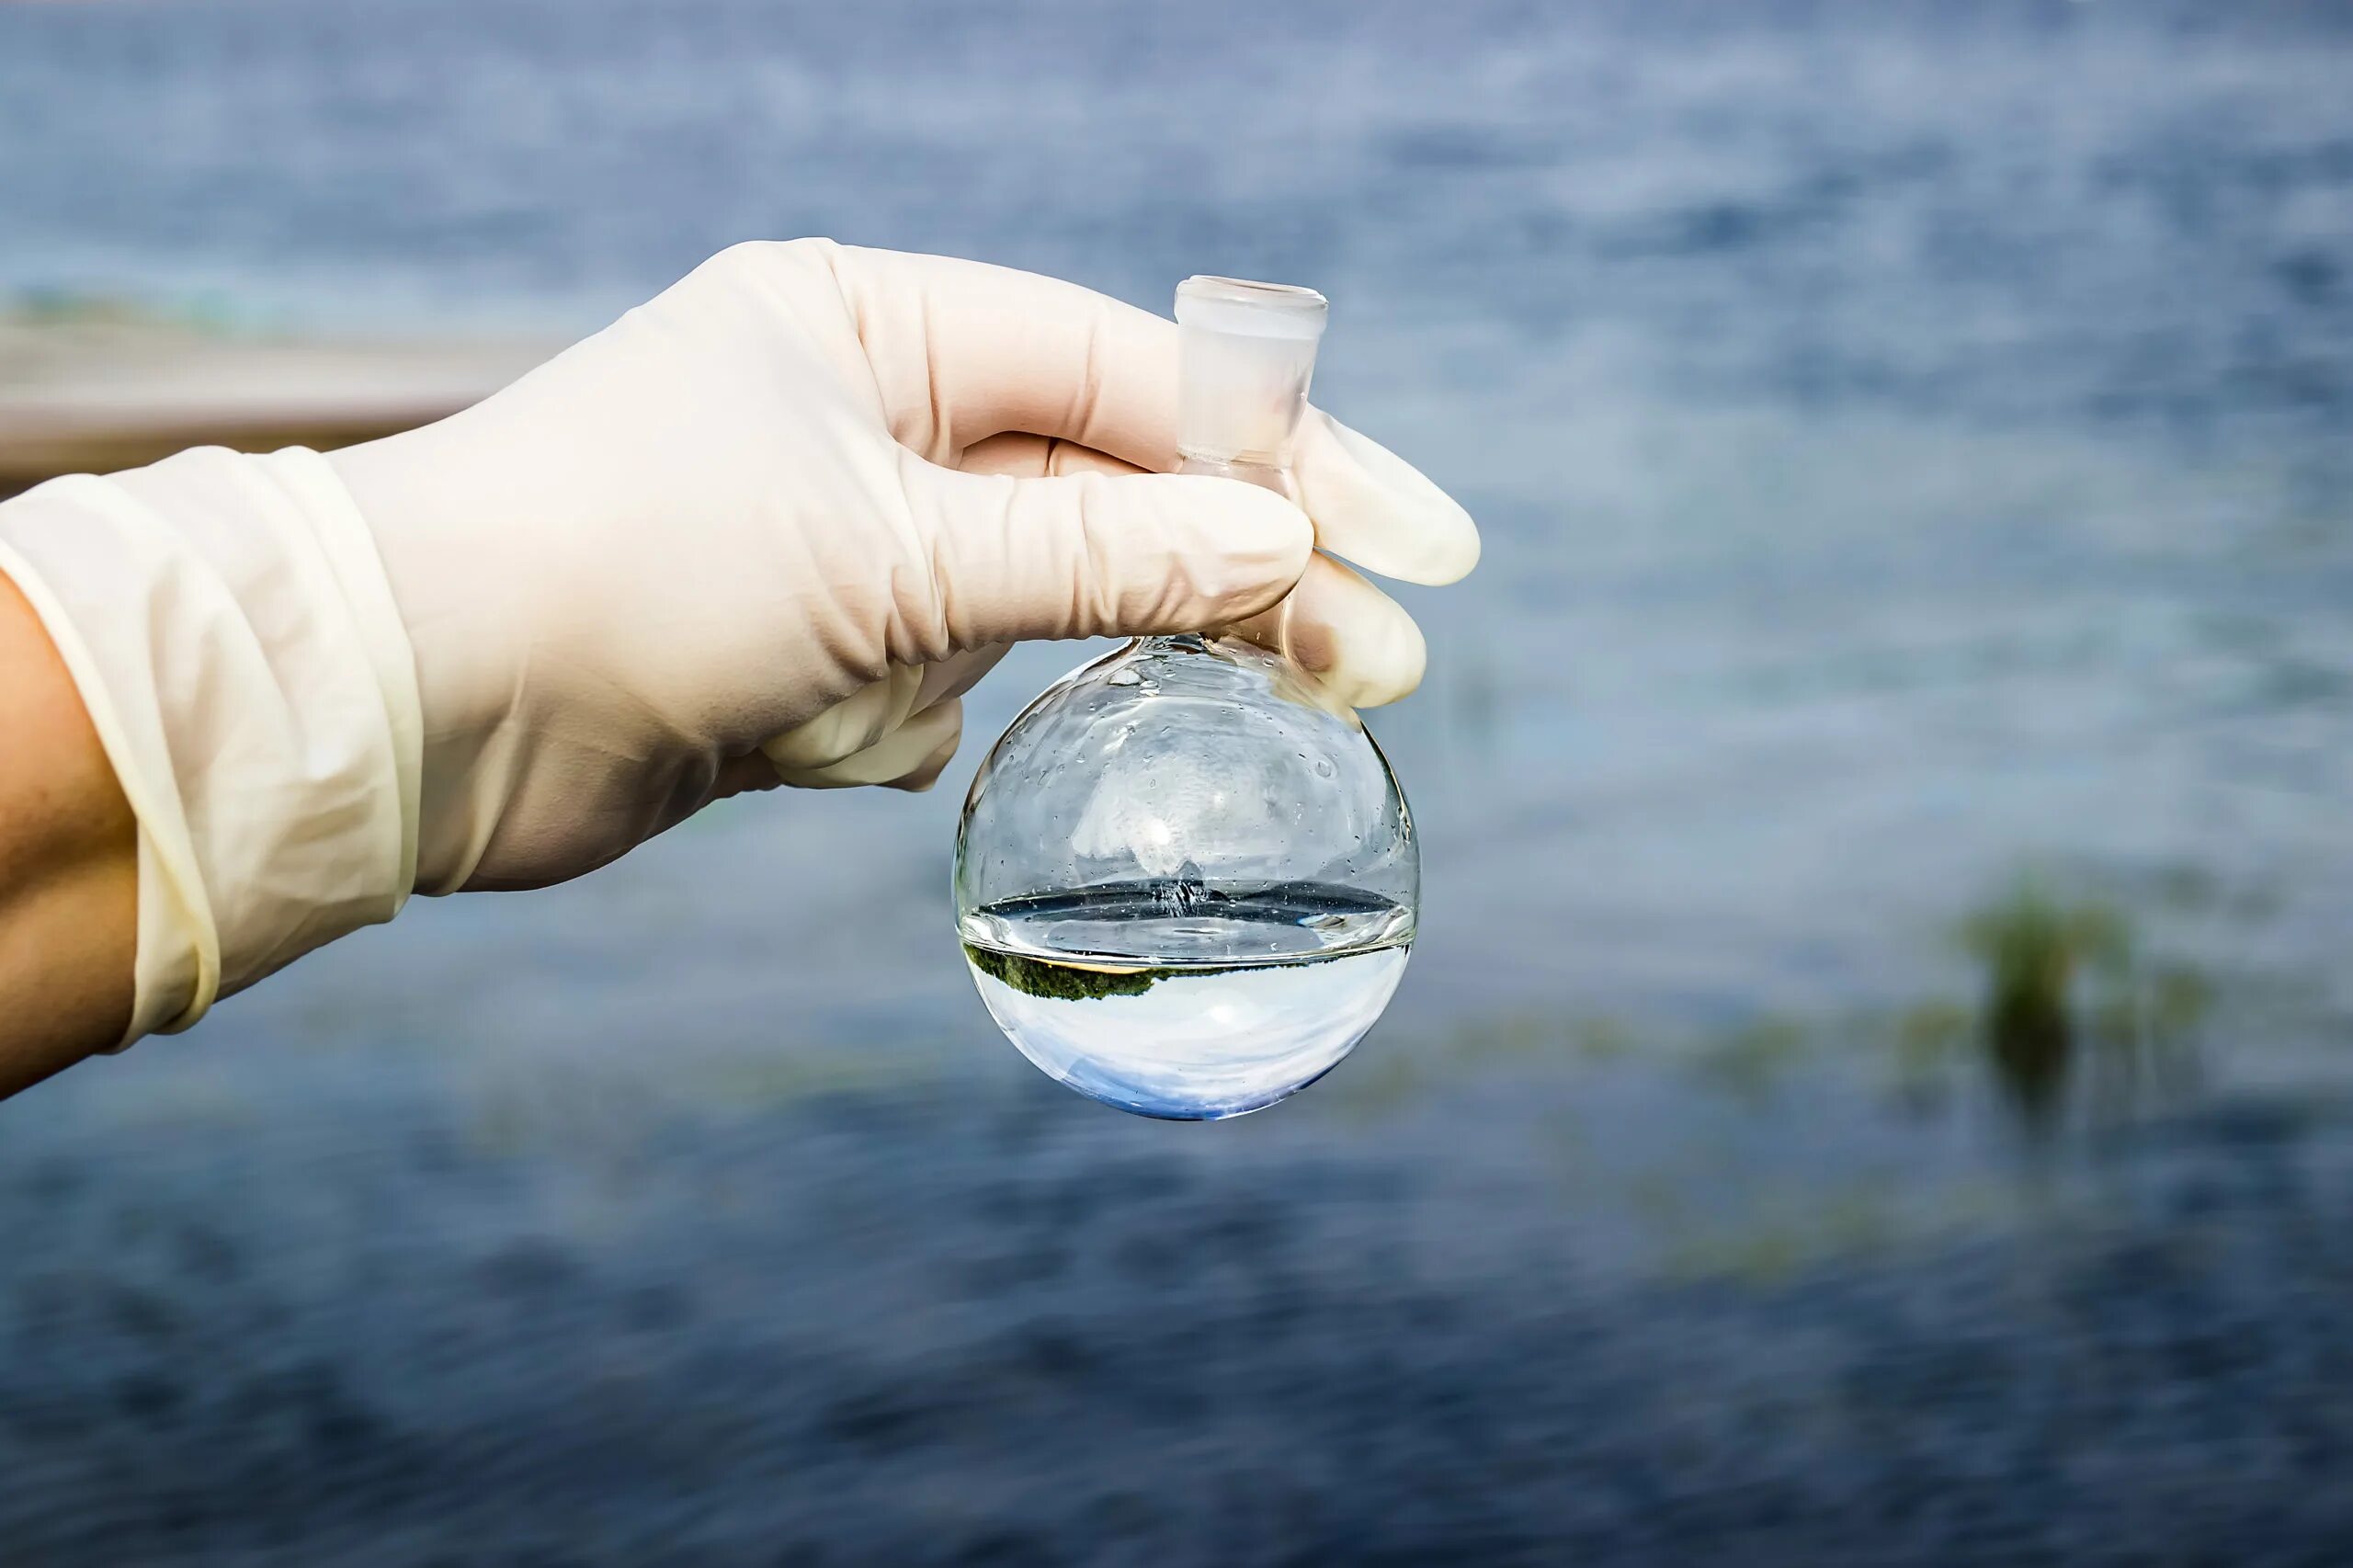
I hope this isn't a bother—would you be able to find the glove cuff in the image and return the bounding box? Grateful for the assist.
[0,447,422,1044]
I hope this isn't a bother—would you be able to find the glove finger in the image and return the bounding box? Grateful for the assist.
[830,245,1183,470]
[1227,552,1428,710]
[917,644,1006,709]
[955,431,1147,481]
[904,458,1312,649]
[829,247,1477,586]
[1292,409,1482,586]
[771,699,963,792]
[760,649,995,773]
[708,747,791,803]
[759,665,926,773]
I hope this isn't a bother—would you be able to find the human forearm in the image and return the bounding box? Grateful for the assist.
[0,564,133,1096]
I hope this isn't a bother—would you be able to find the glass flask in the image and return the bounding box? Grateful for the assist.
[954,276,1417,1119]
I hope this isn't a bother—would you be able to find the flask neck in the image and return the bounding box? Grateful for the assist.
[1175,451,1297,500]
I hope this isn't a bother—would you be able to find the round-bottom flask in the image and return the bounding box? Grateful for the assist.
[953,274,1417,1119]
[956,631,1416,1118]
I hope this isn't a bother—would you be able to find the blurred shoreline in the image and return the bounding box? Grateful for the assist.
[0,301,550,496]
[6,0,2350,1557]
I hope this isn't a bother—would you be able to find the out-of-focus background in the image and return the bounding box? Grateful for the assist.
[5,0,2351,1562]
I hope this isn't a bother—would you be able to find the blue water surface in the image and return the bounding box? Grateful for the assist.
[3,2,2351,1562]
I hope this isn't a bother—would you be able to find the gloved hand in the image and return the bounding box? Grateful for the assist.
[0,240,1477,1042]
[333,241,1479,893]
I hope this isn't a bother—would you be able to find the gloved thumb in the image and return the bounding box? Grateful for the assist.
[904,461,1314,650]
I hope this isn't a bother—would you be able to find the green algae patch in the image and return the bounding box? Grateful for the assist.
[963,943,1175,1001]
[963,942,1340,1002]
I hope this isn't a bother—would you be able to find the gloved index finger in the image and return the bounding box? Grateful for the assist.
[831,245,1479,587]
[831,245,1184,472]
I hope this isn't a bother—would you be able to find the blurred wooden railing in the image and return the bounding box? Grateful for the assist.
[0,316,553,499]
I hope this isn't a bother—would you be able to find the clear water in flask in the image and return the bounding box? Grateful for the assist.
[961,881,1413,1119]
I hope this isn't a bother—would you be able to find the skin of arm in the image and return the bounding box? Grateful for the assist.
[0,563,135,1096]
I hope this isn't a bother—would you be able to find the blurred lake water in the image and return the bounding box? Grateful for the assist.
[3,1,2351,1562]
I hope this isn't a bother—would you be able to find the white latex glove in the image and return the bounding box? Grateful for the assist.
[0,240,1477,1041]
[329,241,1477,892]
